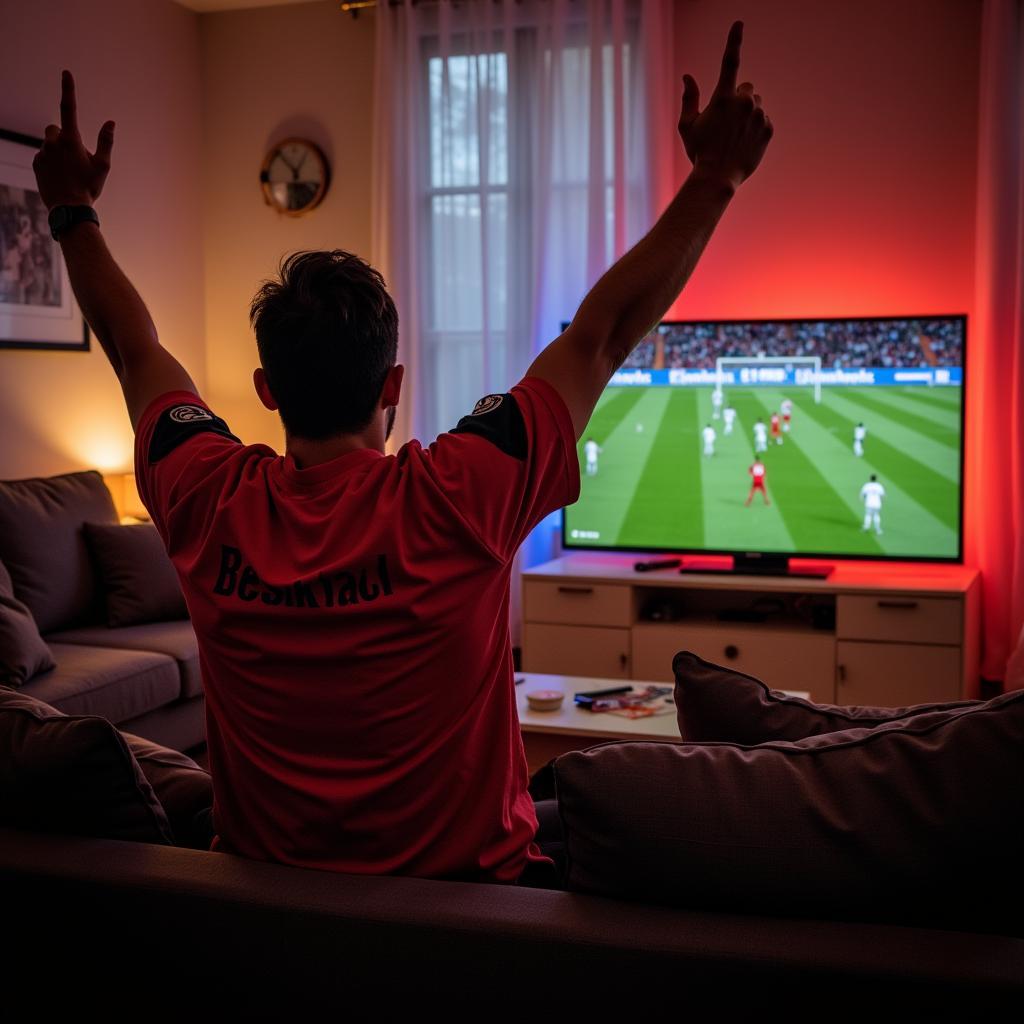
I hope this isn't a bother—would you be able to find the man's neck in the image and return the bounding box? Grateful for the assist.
[285,430,382,470]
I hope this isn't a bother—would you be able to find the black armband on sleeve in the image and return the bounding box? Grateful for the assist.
[449,393,527,460]
[149,403,241,463]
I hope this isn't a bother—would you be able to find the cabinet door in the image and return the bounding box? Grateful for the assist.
[633,624,836,704]
[835,641,961,706]
[523,624,631,679]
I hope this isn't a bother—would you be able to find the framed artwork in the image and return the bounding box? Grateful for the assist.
[0,128,88,351]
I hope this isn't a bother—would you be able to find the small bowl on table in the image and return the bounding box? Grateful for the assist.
[526,690,565,712]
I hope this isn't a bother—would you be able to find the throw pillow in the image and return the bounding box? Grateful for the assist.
[673,649,981,743]
[553,689,1024,935]
[0,470,118,633]
[83,522,187,628]
[0,559,56,687]
[122,732,214,850]
[0,688,174,844]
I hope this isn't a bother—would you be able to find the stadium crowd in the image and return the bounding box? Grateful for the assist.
[620,319,963,370]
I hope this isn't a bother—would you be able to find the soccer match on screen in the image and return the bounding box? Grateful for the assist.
[565,316,965,560]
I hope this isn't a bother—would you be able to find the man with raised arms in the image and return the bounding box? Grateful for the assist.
[31,24,771,888]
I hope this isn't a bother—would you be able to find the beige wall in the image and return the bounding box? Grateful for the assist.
[0,0,205,479]
[199,1,376,448]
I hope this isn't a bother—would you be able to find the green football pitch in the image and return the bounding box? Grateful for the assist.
[566,386,962,558]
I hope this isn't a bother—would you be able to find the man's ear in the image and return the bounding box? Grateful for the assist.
[380,363,405,408]
[253,367,278,411]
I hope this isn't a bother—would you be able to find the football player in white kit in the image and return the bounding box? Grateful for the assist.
[860,473,885,534]
[723,405,737,435]
[583,437,602,476]
[711,389,724,419]
[753,418,768,453]
[702,423,717,457]
[853,422,867,457]
[781,397,793,432]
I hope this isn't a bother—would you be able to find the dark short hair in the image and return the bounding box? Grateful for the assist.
[250,250,399,439]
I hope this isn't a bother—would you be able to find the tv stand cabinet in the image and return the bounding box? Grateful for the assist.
[522,556,981,705]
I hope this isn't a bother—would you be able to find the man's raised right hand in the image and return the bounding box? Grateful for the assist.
[678,21,773,189]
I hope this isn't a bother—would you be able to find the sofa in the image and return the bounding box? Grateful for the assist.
[0,469,205,753]
[2,472,1022,1012]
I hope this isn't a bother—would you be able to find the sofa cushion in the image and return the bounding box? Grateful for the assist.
[673,650,981,743]
[0,559,55,687]
[49,621,202,699]
[0,470,117,633]
[0,687,173,844]
[122,732,213,850]
[553,689,1024,934]
[20,642,180,723]
[83,522,188,627]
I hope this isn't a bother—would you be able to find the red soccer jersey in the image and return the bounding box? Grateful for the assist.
[134,377,579,884]
[770,414,781,434]
[749,462,766,481]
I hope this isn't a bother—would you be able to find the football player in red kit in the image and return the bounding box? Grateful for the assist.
[770,411,783,445]
[745,458,770,505]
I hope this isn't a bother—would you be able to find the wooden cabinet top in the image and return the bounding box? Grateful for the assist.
[524,554,980,598]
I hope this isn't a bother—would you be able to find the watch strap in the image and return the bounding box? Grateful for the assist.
[49,205,99,241]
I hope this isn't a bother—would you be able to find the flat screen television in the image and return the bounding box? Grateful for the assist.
[562,315,965,567]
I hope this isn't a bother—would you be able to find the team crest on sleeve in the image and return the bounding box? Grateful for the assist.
[169,405,213,424]
[470,394,503,417]
[450,391,526,459]
[149,402,241,463]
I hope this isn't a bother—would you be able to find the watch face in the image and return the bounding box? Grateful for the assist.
[261,139,329,215]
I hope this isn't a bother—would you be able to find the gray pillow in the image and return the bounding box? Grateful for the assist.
[673,650,981,743]
[84,522,187,627]
[0,471,117,633]
[553,689,1024,935]
[0,559,55,687]
[0,687,173,844]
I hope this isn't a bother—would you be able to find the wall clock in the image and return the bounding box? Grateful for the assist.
[259,138,330,216]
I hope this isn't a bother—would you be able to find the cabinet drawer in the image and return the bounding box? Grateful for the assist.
[836,641,961,704]
[524,581,632,628]
[632,624,836,704]
[522,624,631,678]
[837,595,961,645]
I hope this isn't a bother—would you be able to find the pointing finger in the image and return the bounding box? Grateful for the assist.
[714,20,743,96]
[95,120,115,167]
[60,69,80,137]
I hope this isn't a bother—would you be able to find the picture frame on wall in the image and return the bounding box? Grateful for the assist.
[0,128,89,352]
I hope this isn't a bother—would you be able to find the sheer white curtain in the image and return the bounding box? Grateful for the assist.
[373,0,674,443]
[372,0,674,641]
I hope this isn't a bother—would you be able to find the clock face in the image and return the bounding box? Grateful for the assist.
[260,139,329,215]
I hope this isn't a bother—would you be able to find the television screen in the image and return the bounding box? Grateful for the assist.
[563,315,965,562]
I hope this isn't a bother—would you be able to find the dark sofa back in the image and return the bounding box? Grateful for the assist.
[1,828,1021,1014]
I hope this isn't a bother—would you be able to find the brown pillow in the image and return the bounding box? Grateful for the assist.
[0,688,173,844]
[553,689,1024,935]
[673,650,981,744]
[0,560,56,687]
[0,470,117,633]
[122,732,213,850]
[84,522,187,627]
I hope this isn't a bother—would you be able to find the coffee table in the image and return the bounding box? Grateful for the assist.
[516,672,810,773]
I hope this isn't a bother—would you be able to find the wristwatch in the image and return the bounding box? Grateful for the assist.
[48,204,99,241]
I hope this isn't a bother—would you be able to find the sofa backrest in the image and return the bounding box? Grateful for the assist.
[0,470,117,634]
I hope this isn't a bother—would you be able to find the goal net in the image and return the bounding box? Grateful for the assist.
[714,355,822,404]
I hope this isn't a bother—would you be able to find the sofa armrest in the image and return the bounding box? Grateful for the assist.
[1,827,1020,1013]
